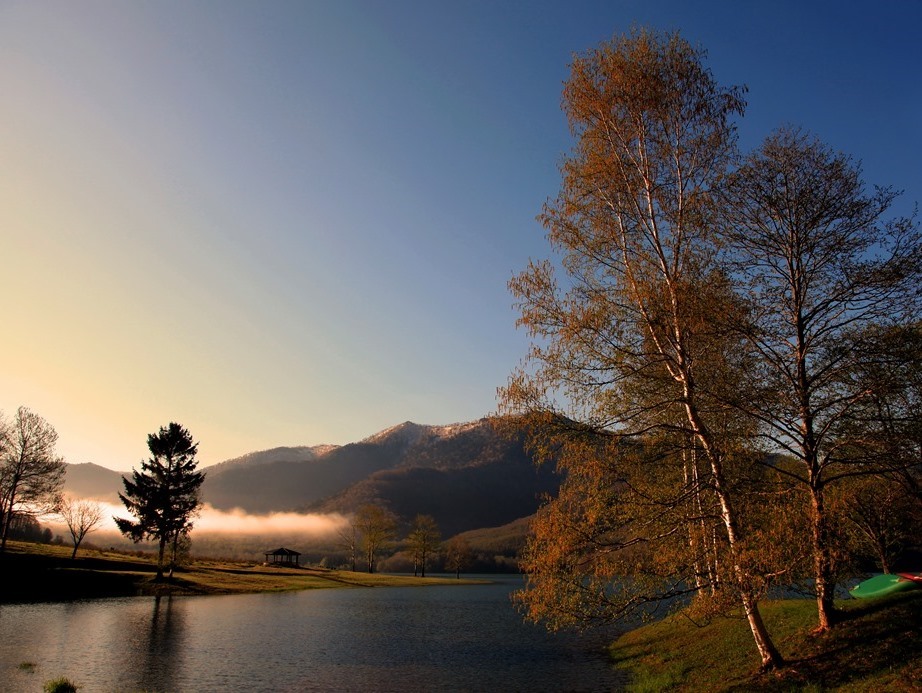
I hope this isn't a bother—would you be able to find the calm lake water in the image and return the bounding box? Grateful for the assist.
[0,576,626,692]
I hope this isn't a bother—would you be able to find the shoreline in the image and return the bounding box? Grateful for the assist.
[0,540,487,603]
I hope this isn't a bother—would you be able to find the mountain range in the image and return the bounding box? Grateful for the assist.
[64,418,559,538]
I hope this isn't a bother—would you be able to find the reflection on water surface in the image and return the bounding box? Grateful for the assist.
[0,577,625,692]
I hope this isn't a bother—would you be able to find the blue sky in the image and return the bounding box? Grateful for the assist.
[1,1,919,470]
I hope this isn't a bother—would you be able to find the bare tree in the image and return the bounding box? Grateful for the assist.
[337,521,360,572]
[0,407,67,552]
[721,128,922,630]
[838,475,921,574]
[500,29,782,669]
[354,503,397,574]
[442,536,473,579]
[406,514,441,577]
[59,497,104,559]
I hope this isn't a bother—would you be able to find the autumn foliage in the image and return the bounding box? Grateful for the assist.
[502,28,921,671]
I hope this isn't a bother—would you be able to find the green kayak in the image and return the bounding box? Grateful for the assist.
[849,573,922,599]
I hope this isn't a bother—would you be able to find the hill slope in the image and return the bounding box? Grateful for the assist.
[306,435,556,536]
[63,463,125,502]
[204,418,559,536]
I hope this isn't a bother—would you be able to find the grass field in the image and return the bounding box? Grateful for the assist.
[0,540,485,601]
[612,589,922,691]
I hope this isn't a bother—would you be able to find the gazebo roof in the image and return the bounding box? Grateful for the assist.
[265,547,301,556]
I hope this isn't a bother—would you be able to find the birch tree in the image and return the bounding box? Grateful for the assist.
[500,29,784,669]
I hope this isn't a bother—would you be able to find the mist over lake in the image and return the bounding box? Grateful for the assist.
[0,577,625,692]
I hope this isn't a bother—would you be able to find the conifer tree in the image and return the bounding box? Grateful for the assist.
[116,422,205,580]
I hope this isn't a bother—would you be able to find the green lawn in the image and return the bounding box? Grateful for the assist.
[611,590,922,691]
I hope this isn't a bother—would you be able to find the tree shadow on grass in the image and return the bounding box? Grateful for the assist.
[734,591,922,691]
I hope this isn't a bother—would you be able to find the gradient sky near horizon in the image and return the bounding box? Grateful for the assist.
[2,1,920,472]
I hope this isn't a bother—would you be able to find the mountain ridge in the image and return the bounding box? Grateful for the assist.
[63,417,558,537]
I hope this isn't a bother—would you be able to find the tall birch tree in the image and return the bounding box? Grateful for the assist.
[500,29,783,669]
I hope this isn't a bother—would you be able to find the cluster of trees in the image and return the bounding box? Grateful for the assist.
[0,409,207,571]
[0,409,499,580]
[500,29,921,671]
[337,504,475,577]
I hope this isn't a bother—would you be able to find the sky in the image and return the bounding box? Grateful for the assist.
[1,1,920,472]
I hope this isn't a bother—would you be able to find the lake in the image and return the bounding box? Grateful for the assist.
[0,576,626,691]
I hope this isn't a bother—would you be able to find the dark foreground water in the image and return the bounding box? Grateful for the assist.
[0,576,626,692]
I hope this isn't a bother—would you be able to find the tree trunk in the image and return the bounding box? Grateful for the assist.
[689,403,784,670]
[156,538,167,581]
[716,482,783,670]
[0,510,9,553]
[741,591,782,671]
[168,532,180,580]
[0,480,19,553]
[878,549,891,575]
[811,487,838,631]
[683,451,704,591]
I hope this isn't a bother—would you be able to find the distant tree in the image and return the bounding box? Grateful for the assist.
[59,497,104,559]
[406,514,441,577]
[0,407,67,552]
[837,323,922,508]
[115,423,205,580]
[354,503,397,574]
[172,532,193,569]
[337,521,360,572]
[837,474,921,574]
[6,513,49,543]
[443,536,473,579]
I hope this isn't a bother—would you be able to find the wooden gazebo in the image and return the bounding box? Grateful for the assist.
[264,547,301,566]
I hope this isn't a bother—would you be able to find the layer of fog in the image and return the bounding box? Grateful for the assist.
[49,499,350,539]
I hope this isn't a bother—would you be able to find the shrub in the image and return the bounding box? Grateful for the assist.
[43,677,78,692]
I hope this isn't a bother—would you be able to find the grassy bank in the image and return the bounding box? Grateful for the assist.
[612,590,922,691]
[0,540,484,602]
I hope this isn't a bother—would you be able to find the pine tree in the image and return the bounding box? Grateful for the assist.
[116,422,205,580]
